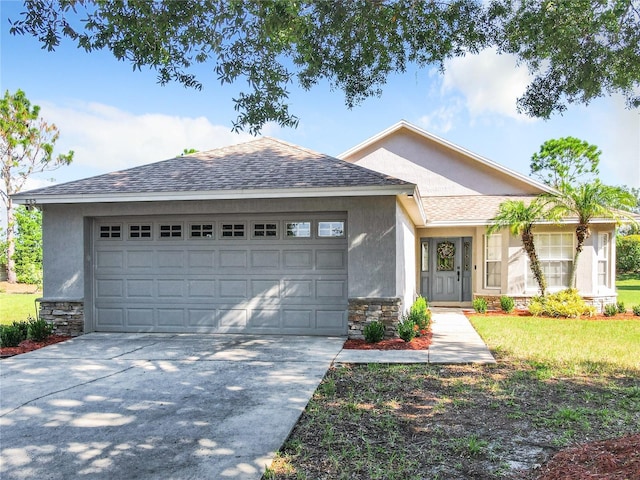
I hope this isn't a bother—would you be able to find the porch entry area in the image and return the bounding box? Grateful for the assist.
[421,237,472,303]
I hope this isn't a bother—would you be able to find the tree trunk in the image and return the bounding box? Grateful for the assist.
[5,197,16,283]
[569,224,591,289]
[522,229,546,296]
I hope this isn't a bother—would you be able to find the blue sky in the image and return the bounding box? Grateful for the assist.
[2,0,639,205]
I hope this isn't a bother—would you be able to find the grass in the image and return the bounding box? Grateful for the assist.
[0,292,40,325]
[616,273,640,306]
[267,315,640,479]
[469,315,640,372]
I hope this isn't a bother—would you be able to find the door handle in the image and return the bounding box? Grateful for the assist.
[457,270,460,282]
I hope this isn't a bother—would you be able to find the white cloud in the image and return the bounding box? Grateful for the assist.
[417,100,463,134]
[38,101,258,174]
[442,48,535,122]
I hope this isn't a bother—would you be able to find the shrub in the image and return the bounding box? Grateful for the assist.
[397,316,417,342]
[408,296,431,332]
[617,301,626,314]
[528,289,596,318]
[633,305,640,316]
[28,316,53,342]
[473,297,488,314]
[616,235,640,273]
[500,296,515,313]
[12,320,29,340]
[1,325,26,347]
[603,304,618,317]
[363,321,385,343]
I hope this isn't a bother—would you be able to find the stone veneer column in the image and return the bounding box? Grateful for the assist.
[347,297,403,339]
[38,299,84,336]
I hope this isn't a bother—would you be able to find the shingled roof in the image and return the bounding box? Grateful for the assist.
[17,137,413,200]
[423,195,539,225]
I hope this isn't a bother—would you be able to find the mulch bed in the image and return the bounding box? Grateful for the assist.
[343,330,432,350]
[0,335,72,358]
[533,434,640,480]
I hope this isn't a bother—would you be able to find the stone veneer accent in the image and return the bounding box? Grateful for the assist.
[475,294,618,314]
[348,297,403,339]
[38,300,84,336]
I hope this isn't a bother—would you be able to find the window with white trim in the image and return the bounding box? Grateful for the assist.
[253,222,278,238]
[597,232,610,288]
[421,243,429,272]
[484,234,502,288]
[159,224,182,238]
[527,233,574,289]
[221,223,245,238]
[129,224,152,239]
[318,221,345,238]
[190,223,214,238]
[99,225,121,239]
[286,222,311,238]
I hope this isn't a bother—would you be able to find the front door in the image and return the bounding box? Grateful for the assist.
[421,237,472,303]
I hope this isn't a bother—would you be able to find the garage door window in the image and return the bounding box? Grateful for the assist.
[160,224,182,238]
[286,222,311,238]
[318,221,345,238]
[99,225,121,239]
[253,222,278,238]
[129,225,152,239]
[222,223,245,238]
[190,223,214,238]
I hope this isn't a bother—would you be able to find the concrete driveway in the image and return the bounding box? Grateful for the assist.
[0,333,344,480]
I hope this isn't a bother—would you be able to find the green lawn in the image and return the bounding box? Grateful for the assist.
[0,293,40,325]
[616,273,640,306]
[470,315,640,373]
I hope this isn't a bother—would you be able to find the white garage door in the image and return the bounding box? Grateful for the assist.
[92,214,348,335]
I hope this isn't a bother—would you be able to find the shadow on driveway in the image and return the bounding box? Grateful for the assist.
[1,333,344,480]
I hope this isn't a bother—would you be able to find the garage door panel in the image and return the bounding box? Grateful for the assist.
[219,279,248,298]
[250,250,280,268]
[316,310,346,328]
[127,250,153,269]
[283,250,312,268]
[316,250,346,269]
[158,279,185,298]
[188,309,217,328]
[249,309,280,328]
[188,251,215,269]
[157,309,184,327]
[218,309,248,328]
[283,309,312,328]
[94,214,347,335]
[316,280,346,298]
[96,279,123,298]
[128,308,154,326]
[127,279,154,298]
[251,279,280,298]
[188,280,216,297]
[219,250,247,268]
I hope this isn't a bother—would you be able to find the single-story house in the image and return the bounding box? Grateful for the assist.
[12,121,619,338]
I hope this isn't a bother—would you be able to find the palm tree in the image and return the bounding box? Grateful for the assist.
[546,180,638,288]
[487,198,548,296]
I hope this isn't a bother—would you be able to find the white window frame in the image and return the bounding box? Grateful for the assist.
[597,232,610,288]
[98,224,122,240]
[221,222,246,239]
[285,221,311,238]
[129,224,152,239]
[189,223,215,239]
[527,233,574,290]
[484,234,502,289]
[317,221,345,238]
[159,223,183,239]
[252,221,279,239]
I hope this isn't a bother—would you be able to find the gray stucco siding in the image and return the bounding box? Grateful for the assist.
[42,195,399,303]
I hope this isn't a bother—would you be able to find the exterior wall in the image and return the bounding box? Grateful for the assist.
[39,300,84,336]
[347,297,402,339]
[395,201,417,312]
[344,130,542,196]
[41,196,399,332]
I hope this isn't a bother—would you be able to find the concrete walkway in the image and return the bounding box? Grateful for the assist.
[334,308,495,364]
